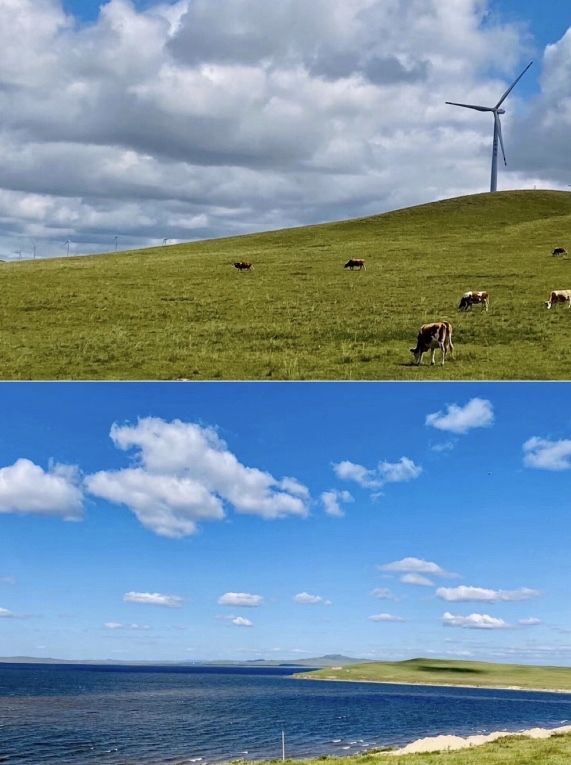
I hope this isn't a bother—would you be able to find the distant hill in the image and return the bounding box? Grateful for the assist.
[296,657,571,692]
[0,654,369,668]
[2,190,571,379]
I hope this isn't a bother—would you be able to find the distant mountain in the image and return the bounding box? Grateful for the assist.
[0,654,371,667]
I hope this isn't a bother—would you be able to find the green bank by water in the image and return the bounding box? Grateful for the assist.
[296,658,571,692]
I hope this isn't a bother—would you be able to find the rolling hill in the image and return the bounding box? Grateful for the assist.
[297,657,571,692]
[2,190,571,379]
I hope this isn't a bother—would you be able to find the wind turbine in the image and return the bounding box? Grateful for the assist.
[162,237,169,246]
[114,235,118,252]
[64,239,71,256]
[446,61,533,192]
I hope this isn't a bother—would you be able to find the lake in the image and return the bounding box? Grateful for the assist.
[1,664,571,763]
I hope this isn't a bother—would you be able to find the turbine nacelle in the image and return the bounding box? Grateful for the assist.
[445,61,533,192]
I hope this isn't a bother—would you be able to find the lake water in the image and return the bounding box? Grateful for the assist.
[1,664,571,764]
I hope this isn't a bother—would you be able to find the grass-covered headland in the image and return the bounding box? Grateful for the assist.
[259,732,571,764]
[2,190,571,379]
[295,657,571,691]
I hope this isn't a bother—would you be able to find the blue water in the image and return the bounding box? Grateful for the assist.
[1,664,571,764]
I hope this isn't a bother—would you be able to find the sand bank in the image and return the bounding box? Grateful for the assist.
[391,724,571,755]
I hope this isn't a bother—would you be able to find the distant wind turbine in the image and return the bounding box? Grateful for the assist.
[14,249,22,260]
[162,238,169,246]
[446,61,533,192]
[114,235,118,252]
[64,239,71,256]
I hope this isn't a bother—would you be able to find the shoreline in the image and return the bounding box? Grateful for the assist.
[389,723,571,756]
[295,673,571,695]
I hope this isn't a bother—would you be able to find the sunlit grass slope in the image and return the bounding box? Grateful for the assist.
[262,733,571,763]
[296,657,571,691]
[2,190,571,379]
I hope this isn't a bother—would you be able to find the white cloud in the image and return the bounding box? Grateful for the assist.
[400,573,434,586]
[0,608,15,618]
[370,587,395,600]
[436,586,540,603]
[218,592,264,607]
[231,616,253,627]
[85,418,309,538]
[0,459,83,519]
[442,611,509,630]
[380,557,457,578]
[123,592,184,608]
[333,457,421,490]
[519,617,542,627]
[104,622,150,630]
[426,398,494,434]
[293,592,332,605]
[523,437,571,471]
[369,613,405,623]
[321,489,353,517]
[0,0,560,259]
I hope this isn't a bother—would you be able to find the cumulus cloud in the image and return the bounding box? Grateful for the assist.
[400,573,434,586]
[104,622,150,630]
[231,616,253,627]
[369,613,405,622]
[0,0,541,260]
[123,591,184,608]
[0,459,83,519]
[426,398,494,434]
[442,611,509,630]
[523,437,571,471]
[321,489,353,517]
[293,592,332,605]
[379,557,457,578]
[333,457,422,490]
[218,592,264,607]
[85,417,309,538]
[0,608,16,618]
[370,587,395,600]
[519,617,542,627]
[436,586,540,603]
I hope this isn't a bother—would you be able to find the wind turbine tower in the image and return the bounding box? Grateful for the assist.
[64,240,71,256]
[446,61,533,192]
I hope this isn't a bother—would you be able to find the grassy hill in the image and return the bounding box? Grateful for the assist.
[2,190,571,379]
[296,657,571,692]
[261,733,571,763]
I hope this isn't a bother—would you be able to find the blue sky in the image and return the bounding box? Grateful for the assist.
[1,382,571,664]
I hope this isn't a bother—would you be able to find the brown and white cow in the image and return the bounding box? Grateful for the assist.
[545,290,571,309]
[458,291,489,312]
[344,258,366,270]
[410,321,454,366]
[233,261,253,271]
[552,247,567,257]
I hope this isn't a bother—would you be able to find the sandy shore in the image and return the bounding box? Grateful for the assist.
[390,724,571,755]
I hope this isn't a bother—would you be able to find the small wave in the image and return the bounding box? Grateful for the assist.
[332,739,342,743]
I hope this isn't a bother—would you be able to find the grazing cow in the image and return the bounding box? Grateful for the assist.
[410,321,454,366]
[552,247,568,257]
[344,258,366,270]
[233,261,253,271]
[458,291,489,312]
[545,290,571,309]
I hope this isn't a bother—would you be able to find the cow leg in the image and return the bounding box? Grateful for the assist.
[430,348,436,365]
[440,344,446,366]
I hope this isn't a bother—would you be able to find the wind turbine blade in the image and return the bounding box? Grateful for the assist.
[495,113,507,166]
[446,101,494,112]
[495,61,533,108]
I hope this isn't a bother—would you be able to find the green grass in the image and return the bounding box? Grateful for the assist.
[255,733,571,764]
[2,190,571,379]
[295,657,571,692]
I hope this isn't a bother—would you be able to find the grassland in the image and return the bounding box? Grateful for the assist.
[2,190,571,379]
[295,657,571,692]
[259,732,571,764]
